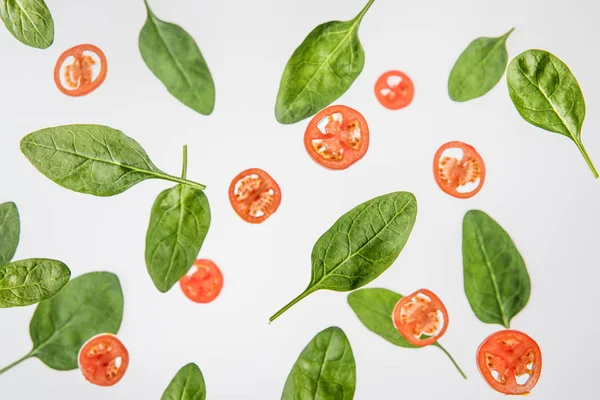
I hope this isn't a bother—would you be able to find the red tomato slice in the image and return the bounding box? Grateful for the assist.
[78,334,129,387]
[477,330,542,395]
[392,289,449,346]
[180,259,224,303]
[374,70,414,110]
[304,105,369,170]
[433,141,486,199]
[229,168,281,223]
[54,44,107,96]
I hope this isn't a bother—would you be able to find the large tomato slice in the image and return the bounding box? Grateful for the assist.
[392,289,449,346]
[477,330,542,395]
[54,44,107,97]
[374,70,414,110]
[433,141,486,199]
[229,168,281,223]
[180,259,224,303]
[304,105,369,170]
[78,334,129,387]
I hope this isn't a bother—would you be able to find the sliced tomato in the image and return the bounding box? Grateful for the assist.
[54,44,107,96]
[477,330,542,395]
[433,141,486,199]
[374,70,414,110]
[304,105,369,170]
[78,334,129,387]
[180,259,224,303]
[229,168,281,223]
[392,289,449,346]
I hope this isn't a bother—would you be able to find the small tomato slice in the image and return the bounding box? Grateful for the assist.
[180,259,224,303]
[78,334,129,387]
[229,168,281,223]
[477,330,542,395]
[374,70,414,110]
[392,289,449,346]
[54,44,107,96]
[433,141,486,199]
[304,105,369,170]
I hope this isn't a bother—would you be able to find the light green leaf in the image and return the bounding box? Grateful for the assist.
[0,201,20,266]
[161,363,206,400]
[0,0,54,49]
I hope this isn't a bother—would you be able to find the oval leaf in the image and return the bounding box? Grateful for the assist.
[0,201,20,266]
[162,363,206,400]
[0,259,70,308]
[463,210,530,328]
[274,0,375,124]
[448,28,514,102]
[139,0,215,115]
[270,191,417,322]
[0,0,54,49]
[507,49,598,178]
[146,184,211,293]
[29,271,124,370]
[282,326,356,400]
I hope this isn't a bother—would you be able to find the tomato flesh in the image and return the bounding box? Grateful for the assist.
[78,334,129,387]
[477,330,542,395]
[180,259,224,303]
[392,289,448,346]
[374,70,414,110]
[54,44,107,96]
[433,141,486,199]
[304,105,369,170]
[229,168,281,223]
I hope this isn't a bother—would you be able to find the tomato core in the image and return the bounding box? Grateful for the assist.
[180,259,224,303]
[78,334,129,387]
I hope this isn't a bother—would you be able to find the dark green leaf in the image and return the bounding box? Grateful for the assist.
[0,259,70,308]
[448,28,514,102]
[146,184,211,293]
[161,363,206,400]
[20,124,206,197]
[270,191,417,322]
[0,201,20,266]
[274,0,375,124]
[139,0,215,115]
[29,271,124,370]
[282,326,355,400]
[463,210,530,328]
[0,0,54,49]
[507,49,598,178]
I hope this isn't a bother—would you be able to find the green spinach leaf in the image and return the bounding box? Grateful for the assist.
[448,28,514,102]
[146,184,210,293]
[507,49,598,178]
[0,0,54,49]
[0,201,20,266]
[347,288,466,378]
[270,191,417,322]
[463,210,530,328]
[0,259,70,308]
[274,0,375,124]
[282,326,355,400]
[162,363,206,400]
[20,124,206,197]
[139,0,215,115]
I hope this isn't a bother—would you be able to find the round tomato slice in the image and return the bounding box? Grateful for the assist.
[304,105,369,170]
[374,70,414,110]
[433,141,486,199]
[392,289,449,346]
[229,168,281,223]
[78,334,129,387]
[54,44,107,96]
[180,259,224,303]
[477,330,542,395]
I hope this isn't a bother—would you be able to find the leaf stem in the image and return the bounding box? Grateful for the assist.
[433,343,467,379]
[0,352,32,376]
[354,0,376,23]
[269,288,314,323]
[162,174,206,190]
[181,145,188,180]
[574,140,599,179]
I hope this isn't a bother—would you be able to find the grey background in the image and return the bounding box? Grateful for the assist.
[0,0,598,398]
